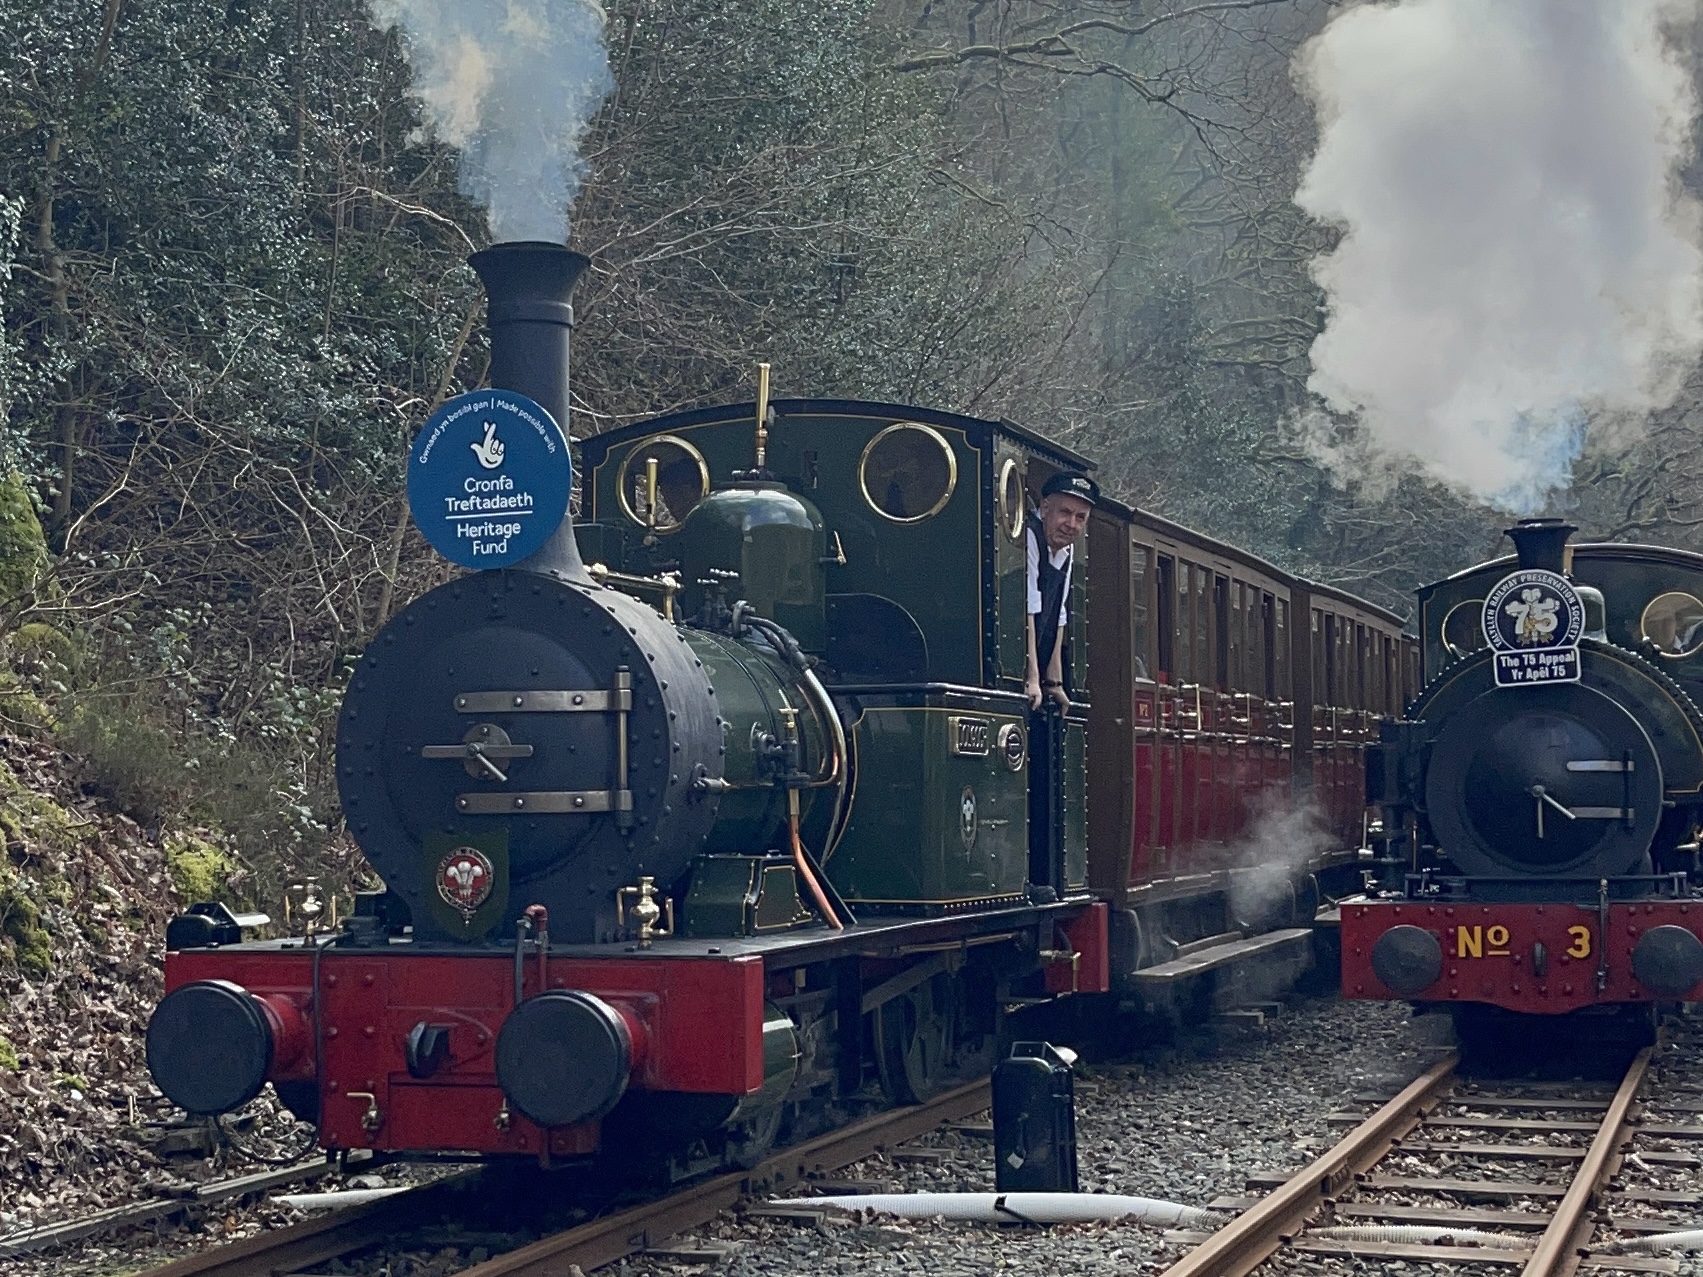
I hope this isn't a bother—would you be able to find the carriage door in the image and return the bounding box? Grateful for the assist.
[1154,553,1182,875]
[1130,543,1159,885]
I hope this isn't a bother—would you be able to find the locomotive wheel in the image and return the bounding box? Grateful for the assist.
[726,1103,786,1169]
[875,972,954,1102]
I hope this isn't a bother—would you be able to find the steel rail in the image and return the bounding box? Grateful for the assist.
[1520,1045,1653,1277]
[133,1080,989,1277]
[459,1078,993,1277]
[136,1170,482,1277]
[1157,1052,1458,1277]
[0,1155,359,1259]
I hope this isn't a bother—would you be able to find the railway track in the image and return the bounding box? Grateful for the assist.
[1160,1038,1703,1277]
[132,1079,993,1277]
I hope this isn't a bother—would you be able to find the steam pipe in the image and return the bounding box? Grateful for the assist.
[468,241,593,583]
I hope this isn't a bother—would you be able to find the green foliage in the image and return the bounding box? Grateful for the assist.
[9,621,74,678]
[0,1033,18,1071]
[60,696,191,827]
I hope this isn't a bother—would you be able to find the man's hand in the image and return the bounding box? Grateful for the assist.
[1048,683,1071,712]
[1025,674,1043,710]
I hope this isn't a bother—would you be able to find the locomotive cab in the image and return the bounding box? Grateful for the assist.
[577,399,1100,908]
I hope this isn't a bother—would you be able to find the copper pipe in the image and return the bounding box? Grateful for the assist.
[790,810,842,930]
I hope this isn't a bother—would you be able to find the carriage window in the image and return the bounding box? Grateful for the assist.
[1156,555,1176,679]
[1441,599,1488,659]
[1321,612,1335,704]
[1175,561,1193,682]
[859,422,957,522]
[1132,545,1152,680]
[1214,574,1230,690]
[1311,610,1326,705]
[1257,592,1273,699]
[1229,582,1245,692]
[997,457,1026,541]
[1368,630,1381,712]
[1356,624,1368,709]
[617,435,711,532]
[1640,591,1703,658]
[1194,565,1211,686]
[1274,598,1290,700]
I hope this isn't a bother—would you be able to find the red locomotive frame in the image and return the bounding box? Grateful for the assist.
[1342,900,1703,1013]
[163,906,1109,1159]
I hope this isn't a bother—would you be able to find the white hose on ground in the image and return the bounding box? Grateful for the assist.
[1615,1228,1703,1252]
[769,1192,1216,1226]
[274,1187,412,1210]
[1309,1225,1529,1250]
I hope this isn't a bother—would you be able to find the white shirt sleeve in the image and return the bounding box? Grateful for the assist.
[1026,526,1042,616]
[1026,527,1071,629]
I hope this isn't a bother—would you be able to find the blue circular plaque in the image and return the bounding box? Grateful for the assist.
[407,389,571,569]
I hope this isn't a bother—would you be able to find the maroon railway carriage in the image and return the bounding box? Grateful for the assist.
[1077,497,1416,1008]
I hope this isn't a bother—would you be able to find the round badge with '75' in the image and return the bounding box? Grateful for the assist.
[407,389,571,569]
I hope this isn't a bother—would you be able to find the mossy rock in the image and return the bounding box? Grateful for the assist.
[0,472,50,608]
[165,830,231,903]
[0,758,86,864]
[0,863,51,979]
[0,1034,18,1071]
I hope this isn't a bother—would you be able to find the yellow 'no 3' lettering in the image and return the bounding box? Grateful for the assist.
[1567,926,1591,960]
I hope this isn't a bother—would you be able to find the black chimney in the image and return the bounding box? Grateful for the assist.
[468,241,592,582]
[1506,517,1576,574]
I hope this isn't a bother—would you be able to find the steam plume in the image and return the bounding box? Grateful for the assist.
[1293,0,1703,513]
[370,0,614,243]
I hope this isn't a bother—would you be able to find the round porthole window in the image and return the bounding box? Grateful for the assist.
[859,423,957,523]
[1640,591,1703,658]
[1441,599,1487,660]
[997,457,1026,542]
[617,435,710,533]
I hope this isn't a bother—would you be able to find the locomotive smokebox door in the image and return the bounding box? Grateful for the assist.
[992,1041,1079,1193]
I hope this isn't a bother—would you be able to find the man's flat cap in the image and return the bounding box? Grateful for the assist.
[1041,472,1099,506]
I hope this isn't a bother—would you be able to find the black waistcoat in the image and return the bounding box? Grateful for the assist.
[1028,512,1071,665]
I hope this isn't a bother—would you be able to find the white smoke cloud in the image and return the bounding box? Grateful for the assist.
[370,0,614,243]
[1292,0,1703,513]
[1227,791,1337,934]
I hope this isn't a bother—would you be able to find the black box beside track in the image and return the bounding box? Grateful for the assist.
[992,1041,1079,1193]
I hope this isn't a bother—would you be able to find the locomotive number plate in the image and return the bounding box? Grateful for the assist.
[1453,923,1592,960]
[948,716,991,757]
